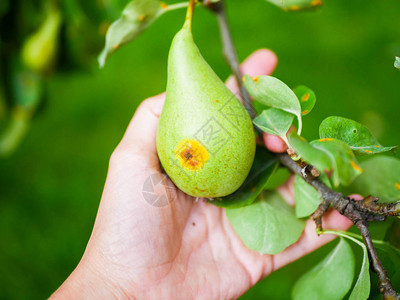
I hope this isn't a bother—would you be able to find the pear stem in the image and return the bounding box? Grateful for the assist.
[184,0,196,29]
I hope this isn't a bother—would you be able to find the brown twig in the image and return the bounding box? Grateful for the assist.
[278,153,400,299]
[356,196,400,216]
[311,200,330,231]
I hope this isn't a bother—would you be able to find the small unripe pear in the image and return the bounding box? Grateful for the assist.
[21,5,61,74]
[156,1,255,198]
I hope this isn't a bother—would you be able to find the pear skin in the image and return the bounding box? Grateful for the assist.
[156,6,255,198]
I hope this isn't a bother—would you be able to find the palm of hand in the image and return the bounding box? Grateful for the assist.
[92,153,272,299]
[85,89,270,297]
[75,50,351,299]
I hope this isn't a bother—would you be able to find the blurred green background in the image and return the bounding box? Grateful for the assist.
[1,0,400,299]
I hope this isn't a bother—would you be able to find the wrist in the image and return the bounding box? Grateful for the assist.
[50,257,123,299]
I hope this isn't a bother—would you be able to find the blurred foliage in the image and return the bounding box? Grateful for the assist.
[0,0,400,299]
[0,0,128,157]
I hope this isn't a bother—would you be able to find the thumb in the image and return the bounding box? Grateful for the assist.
[114,93,165,165]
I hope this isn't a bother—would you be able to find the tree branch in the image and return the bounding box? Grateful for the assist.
[278,153,400,299]
[356,196,400,216]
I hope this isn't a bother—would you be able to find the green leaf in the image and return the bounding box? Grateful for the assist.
[374,241,400,271]
[264,167,291,190]
[319,116,397,155]
[212,146,278,208]
[226,191,305,255]
[319,230,370,300]
[265,0,323,11]
[98,0,165,67]
[374,242,400,288]
[293,85,316,116]
[385,220,400,250]
[253,100,268,116]
[348,156,400,203]
[292,238,355,300]
[395,56,400,70]
[367,219,395,240]
[288,131,363,187]
[294,174,331,218]
[244,75,302,134]
[349,241,370,300]
[288,130,331,172]
[311,138,363,187]
[378,237,400,282]
[253,108,294,143]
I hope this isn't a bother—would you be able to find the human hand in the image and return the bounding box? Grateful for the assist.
[51,49,353,300]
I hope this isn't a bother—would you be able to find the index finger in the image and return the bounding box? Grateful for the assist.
[225,49,278,94]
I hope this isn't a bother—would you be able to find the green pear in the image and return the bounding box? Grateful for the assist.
[21,5,61,74]
[156,1,255,198]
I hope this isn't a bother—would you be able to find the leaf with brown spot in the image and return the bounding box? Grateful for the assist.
[288,131,331,174]
[293,85,316,116]
[346,156,400,203]
[319,116,397,156]
[288,131,363,187]
[310,138,363,187]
